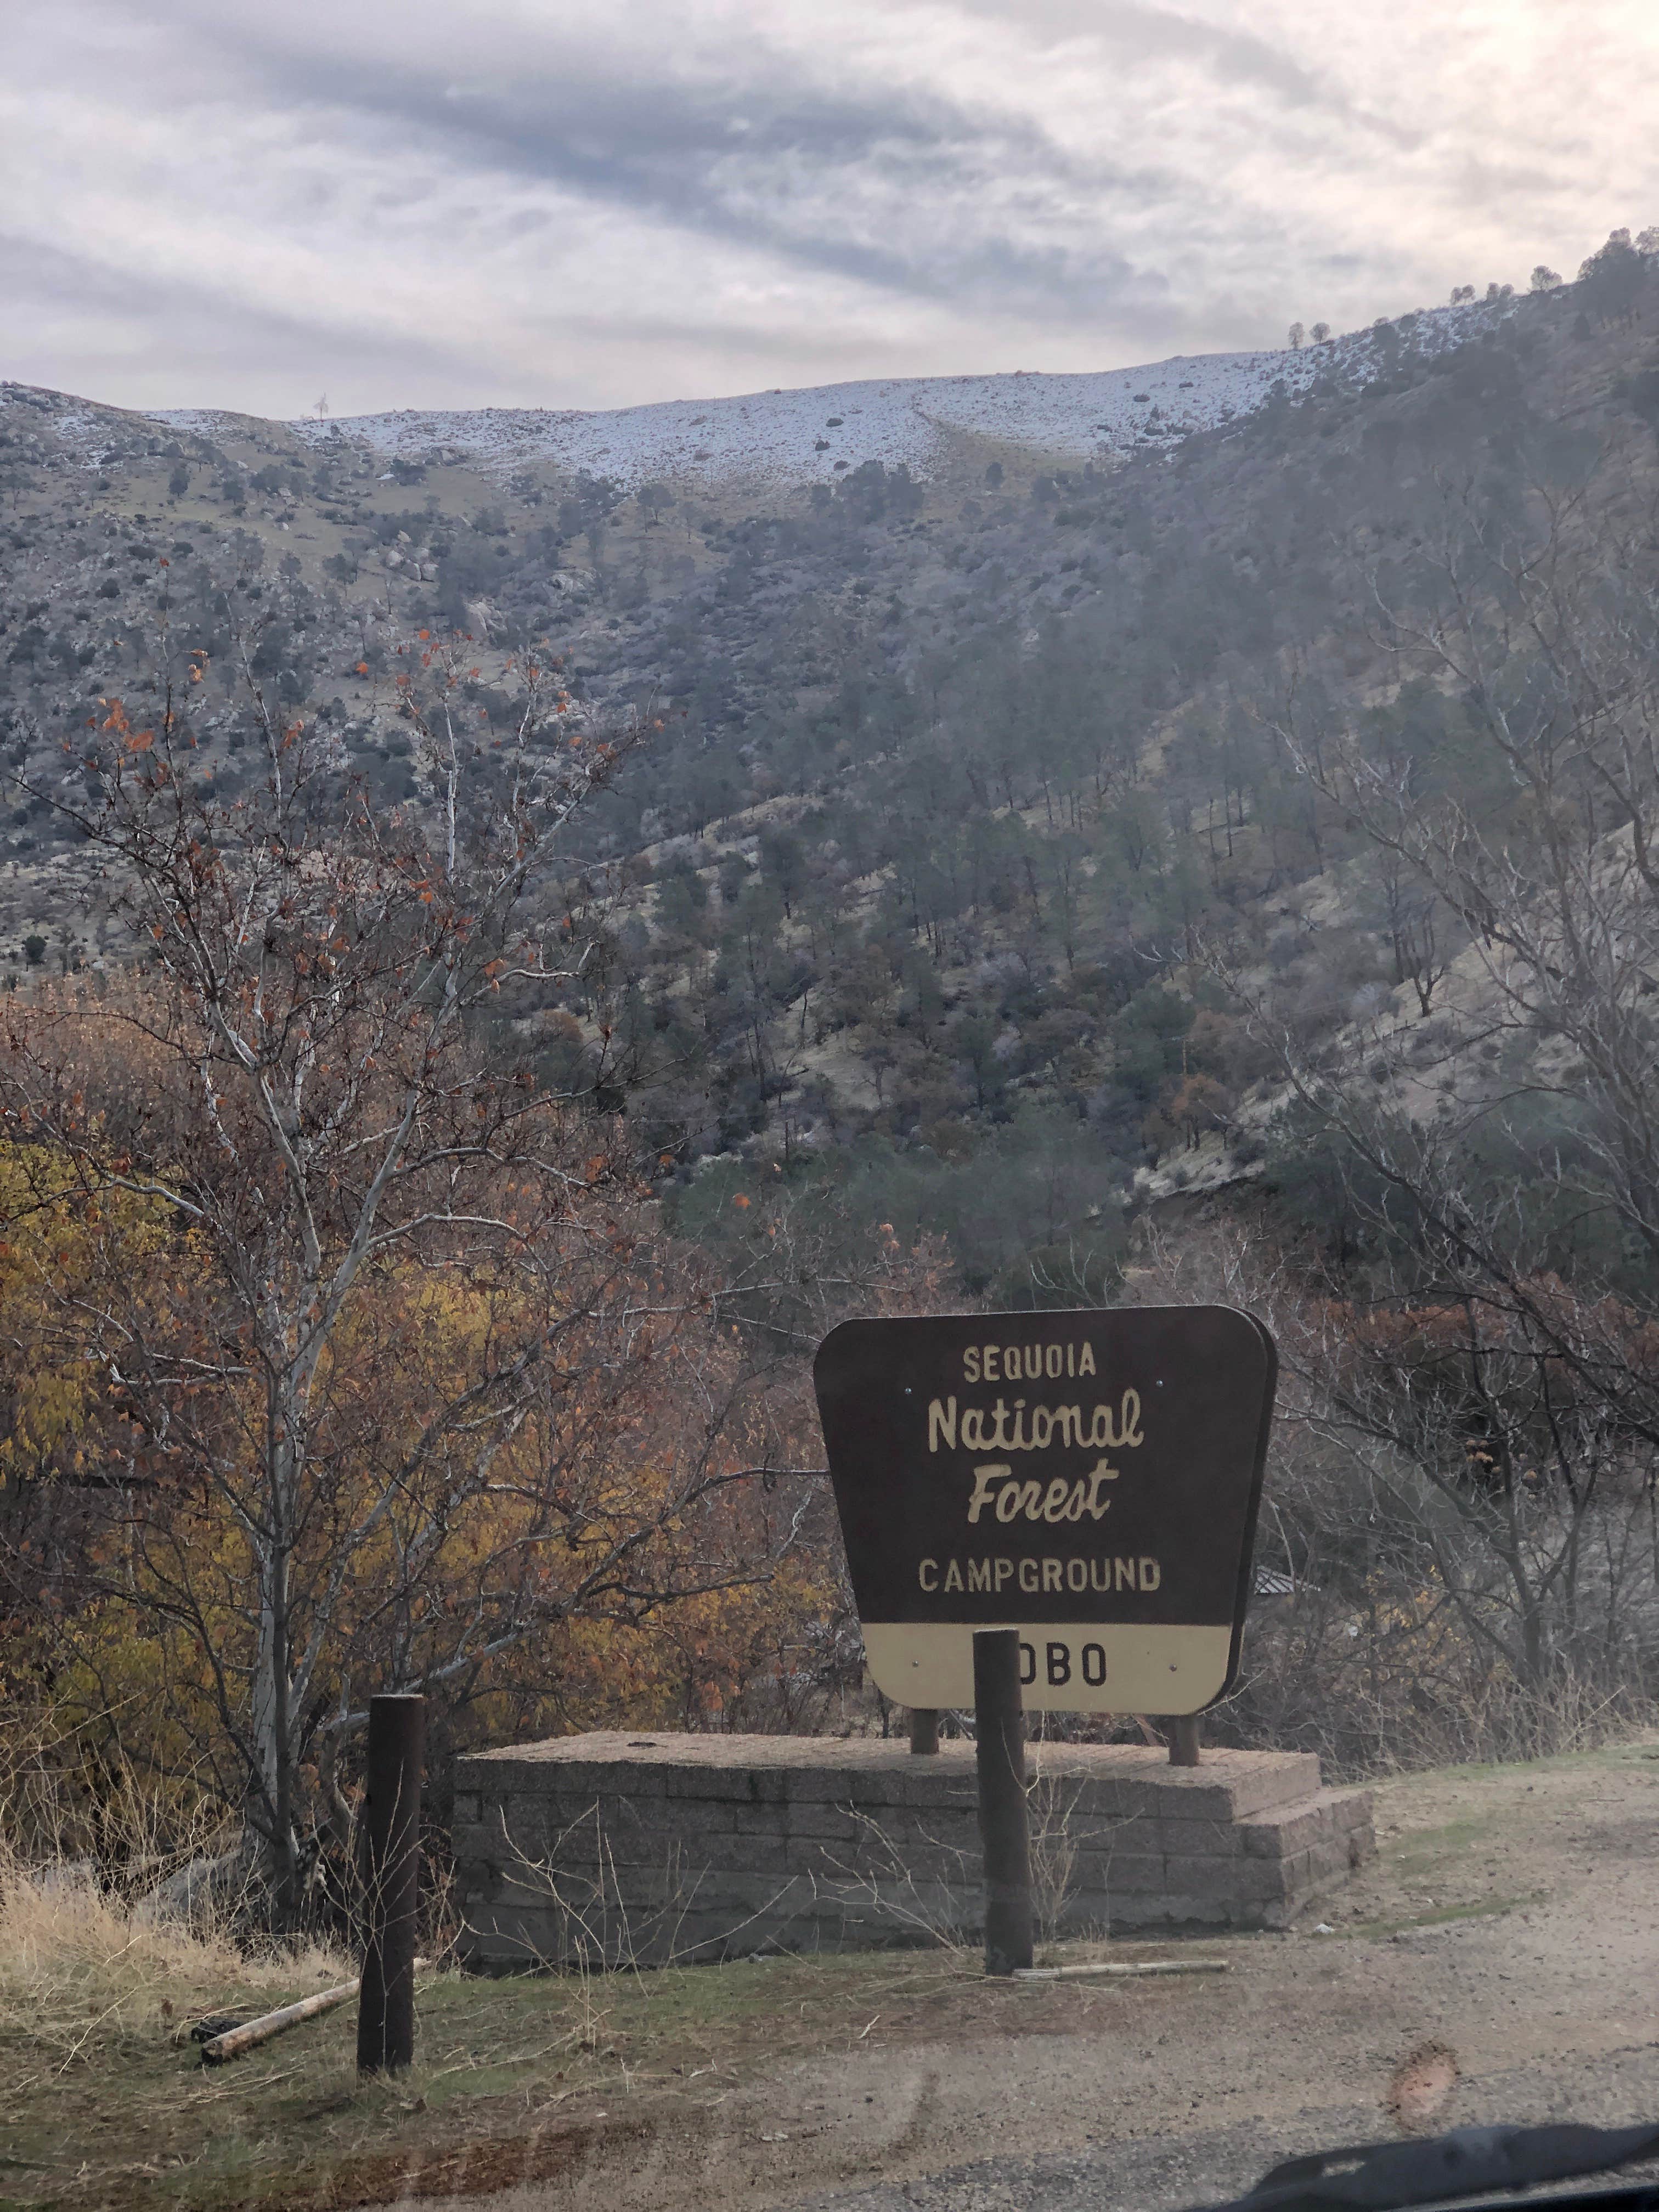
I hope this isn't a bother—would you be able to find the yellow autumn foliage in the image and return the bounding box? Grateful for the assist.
[0,1132,844,1849]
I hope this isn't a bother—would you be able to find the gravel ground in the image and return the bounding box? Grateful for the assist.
[793,2049,1659,2212]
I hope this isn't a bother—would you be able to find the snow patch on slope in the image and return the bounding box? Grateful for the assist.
[150,300,1512,492]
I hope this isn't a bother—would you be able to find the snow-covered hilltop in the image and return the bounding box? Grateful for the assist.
[151,298,1512,492]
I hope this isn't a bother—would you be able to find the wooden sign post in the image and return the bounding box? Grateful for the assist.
[814,1306,1276,1968]
[357,1693,425,2076]
[973,1628,1032,1975]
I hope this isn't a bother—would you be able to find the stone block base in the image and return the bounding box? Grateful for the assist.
[453,1731,1374,1971]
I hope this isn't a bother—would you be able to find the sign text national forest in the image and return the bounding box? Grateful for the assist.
[812,1306,1277,1714]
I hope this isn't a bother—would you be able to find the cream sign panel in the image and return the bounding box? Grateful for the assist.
[812,1307,1277,1716]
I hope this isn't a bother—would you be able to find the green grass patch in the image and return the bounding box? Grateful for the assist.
[1386,1812,1506,1875]
[1383,1736,1659,1791]
[1340,1891,1545,1943]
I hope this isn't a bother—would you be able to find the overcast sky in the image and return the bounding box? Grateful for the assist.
[7,0,1658,421]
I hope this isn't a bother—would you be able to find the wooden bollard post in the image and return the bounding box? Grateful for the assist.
[973,1630,1032,1976]
[357,1693,425,2076]
[1169,1713,1202,1767]
[909,1707,940,1755]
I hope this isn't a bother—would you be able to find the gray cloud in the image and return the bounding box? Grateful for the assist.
[0,229,509,416]
[951,0,1360,117]
[6,0,1657,417]
[193,22,1176,321]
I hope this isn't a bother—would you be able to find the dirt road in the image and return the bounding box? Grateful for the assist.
[420,1741,1659,2212]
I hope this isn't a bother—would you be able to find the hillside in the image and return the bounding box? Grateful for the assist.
[149,299,1500,492]
[2,248,1657,1301]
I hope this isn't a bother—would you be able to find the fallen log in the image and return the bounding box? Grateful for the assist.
[198,1980,358,2064]
[195,1957,435,2066]
[1011,1958,1228,1982]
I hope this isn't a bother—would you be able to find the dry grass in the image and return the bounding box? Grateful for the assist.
[0,1849,348,2091]
[0,1730,348,2098]
[0,1886,1021,2211]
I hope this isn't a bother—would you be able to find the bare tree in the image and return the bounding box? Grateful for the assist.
[1134,1218,1659,1761]
[0,624,789,1920]
[1292,469,1659,1290]
[1186,465,1659,1731]
[1374,854,1451,1014]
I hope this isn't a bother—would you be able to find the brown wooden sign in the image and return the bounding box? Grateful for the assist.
[812,1306,1276,1716]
